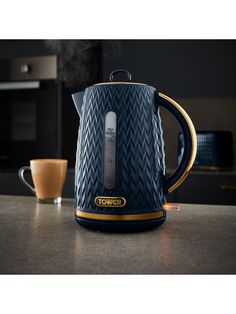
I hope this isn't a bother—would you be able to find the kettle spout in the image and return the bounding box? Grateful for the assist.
[72,91,84,116]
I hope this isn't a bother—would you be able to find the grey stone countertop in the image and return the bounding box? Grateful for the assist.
[0,195,235,274]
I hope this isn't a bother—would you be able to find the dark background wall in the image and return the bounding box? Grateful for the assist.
[102,40,236,98]
[1,39,235,97]
[102,40,236,169]
[1,39,235,96]
[0,40,48,58]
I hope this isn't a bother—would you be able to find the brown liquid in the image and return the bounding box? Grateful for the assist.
[30,159,68,199]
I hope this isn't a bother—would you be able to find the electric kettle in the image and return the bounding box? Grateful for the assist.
[72,69,197,231]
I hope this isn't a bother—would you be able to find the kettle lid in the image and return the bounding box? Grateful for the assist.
[94,69,147,86]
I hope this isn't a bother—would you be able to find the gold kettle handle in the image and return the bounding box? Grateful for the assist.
[157,92,197,193]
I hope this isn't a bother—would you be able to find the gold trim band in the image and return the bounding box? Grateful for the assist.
[76,210,165,221]
[159,93,197,193]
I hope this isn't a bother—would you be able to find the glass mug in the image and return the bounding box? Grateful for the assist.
[19,159,68,204]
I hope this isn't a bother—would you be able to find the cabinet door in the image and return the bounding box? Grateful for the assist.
[174,173,236,205]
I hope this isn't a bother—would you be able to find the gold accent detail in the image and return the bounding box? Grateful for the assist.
[159,93,197,193]
[94,82,147,86]
[163,202,180,211]
[221,184,236,191]
[76,210,165,221]
[193,165,223,171]
[95,196,126,208]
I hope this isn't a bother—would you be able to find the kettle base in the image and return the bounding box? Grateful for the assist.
[75,216,166,233]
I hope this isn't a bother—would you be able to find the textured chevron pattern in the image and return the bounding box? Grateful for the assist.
[75,84,165,215]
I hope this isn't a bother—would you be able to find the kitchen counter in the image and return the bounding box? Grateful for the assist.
[0,195,235,274]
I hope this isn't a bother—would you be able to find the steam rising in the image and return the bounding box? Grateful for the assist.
[44,40,100,88]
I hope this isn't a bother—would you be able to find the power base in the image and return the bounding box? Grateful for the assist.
[75,215,166,232]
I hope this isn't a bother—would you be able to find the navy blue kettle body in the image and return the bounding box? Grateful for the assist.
[72,69,197,231]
